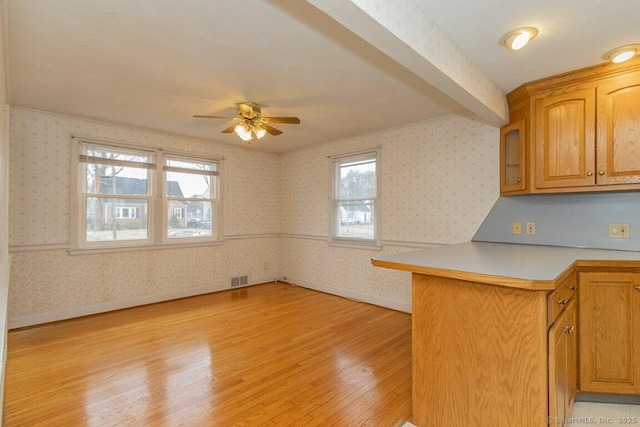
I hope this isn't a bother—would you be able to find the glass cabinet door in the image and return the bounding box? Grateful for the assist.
[500,120,526,193]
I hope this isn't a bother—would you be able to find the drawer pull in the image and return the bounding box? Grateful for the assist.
[558,299,569,306]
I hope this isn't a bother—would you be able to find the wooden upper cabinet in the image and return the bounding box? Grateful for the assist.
[534,89,596,189]
[500,119,526,193]
[503,58,640,195]
[596,71,640,185]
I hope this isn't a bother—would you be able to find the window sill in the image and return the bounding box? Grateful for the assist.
[68,240,224,255]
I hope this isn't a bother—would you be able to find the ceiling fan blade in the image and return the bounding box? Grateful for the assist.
[261,116,300,124]
[221,124,236,133]
[193,115,236,119]
[261,123,283,136]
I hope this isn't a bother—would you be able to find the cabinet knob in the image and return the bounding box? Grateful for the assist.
[569,286,577,291]
[517,178,521,182]
[558,299,569,306]
[587,172,593,176]
[635,285,640,291]
[598,171,605,176]
[567,326,575,335]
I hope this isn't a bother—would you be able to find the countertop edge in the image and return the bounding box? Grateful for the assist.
[371,242,640,291]
[371,258,558,290]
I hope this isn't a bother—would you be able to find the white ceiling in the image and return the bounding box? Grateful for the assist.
[4,0,640,153]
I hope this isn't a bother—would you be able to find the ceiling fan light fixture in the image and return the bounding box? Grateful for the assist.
[602,44,640,63]
[499,27,538,52]
[234,123,253,142]
[253,126,267,139]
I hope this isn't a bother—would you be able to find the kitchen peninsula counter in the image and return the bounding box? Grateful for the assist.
[371,241,640,427]
[372,241,640,290]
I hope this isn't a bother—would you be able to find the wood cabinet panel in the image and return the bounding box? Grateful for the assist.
[548,299,577,427]
[596,72,640,185]
[412,274,549,426]
[534,89,596,189]
[579,271,640,394]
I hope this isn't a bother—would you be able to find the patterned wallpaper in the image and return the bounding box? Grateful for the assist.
[8,108,281,325]
[280,113,499,243]
[9,108,280,246]
[8,108,499,326]
[278,113,499,308]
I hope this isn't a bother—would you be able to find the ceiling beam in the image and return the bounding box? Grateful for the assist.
[304,0,509,127]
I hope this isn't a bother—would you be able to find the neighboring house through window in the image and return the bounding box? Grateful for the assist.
[329,149,379,244]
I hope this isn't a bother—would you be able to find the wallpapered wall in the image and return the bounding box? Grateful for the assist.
[8,108,281,327]
[0,7,10,415]
[278,113,499,310]
[8,108,499,326]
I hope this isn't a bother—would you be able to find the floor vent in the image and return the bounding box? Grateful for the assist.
[230,275,248,287]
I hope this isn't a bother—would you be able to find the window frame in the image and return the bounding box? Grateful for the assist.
[328,148,380,245]
[71,137,222,251]
[161,153,220,245]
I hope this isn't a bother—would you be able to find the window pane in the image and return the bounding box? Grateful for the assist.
[337,200,374,239]
[338,158,376,199]
[165,171,212,199]
[87,164,149,196]
[168,201,214,239]
[86,197,148,241]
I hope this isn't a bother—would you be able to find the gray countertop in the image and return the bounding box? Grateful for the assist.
[372,241,640,286]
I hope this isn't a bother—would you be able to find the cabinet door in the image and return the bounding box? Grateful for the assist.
[596,72,640,185]
[549,305,569,426]
[534,89,596,189]
[548,299,577,427]
[565,299,577,412]
[579,272,640,394]
[500,120,526,193]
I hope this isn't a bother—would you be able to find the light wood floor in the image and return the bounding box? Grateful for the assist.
[4,282,412,426]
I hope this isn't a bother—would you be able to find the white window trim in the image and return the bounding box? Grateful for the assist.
[160,153,221,246]
[328,147,381,246]
[70,136,223,252]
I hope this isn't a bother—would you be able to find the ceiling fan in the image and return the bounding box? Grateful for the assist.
[194,102,300,143]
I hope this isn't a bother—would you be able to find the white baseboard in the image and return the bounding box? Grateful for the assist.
[8,275,277,329]
[285,276,411,314]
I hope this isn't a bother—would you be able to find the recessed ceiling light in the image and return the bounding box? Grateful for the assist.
[499,27,538,52]
[602,44,640,63]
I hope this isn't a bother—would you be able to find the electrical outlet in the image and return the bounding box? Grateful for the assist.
[526,222,536,235]
[608,223,630,239]
[512,221,522,235]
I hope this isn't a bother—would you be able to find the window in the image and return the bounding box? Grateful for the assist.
[115,207,138,219]
[73,138,220,249]
[164,155,218,240]
[330,150,379,243]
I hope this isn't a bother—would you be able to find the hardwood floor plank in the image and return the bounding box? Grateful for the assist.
[4,283,412,426]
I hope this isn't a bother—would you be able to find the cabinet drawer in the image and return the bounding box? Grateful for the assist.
[548,274,576,326]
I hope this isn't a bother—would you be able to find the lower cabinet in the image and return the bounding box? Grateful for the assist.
[579,271,640,394]
[549,299,577,426]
